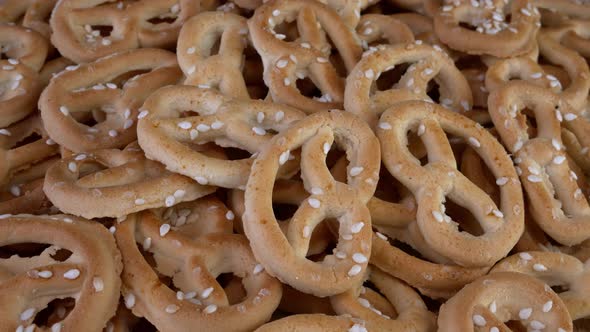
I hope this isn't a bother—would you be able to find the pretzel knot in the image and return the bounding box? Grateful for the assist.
[137,85,305,189]
[438,272,573,332]
[433,0,540,58]
[0,214,122,331]
[329,265,436,331]
[115,210,282,331]
[39,48,182,153]
[345,43,472,127]
[178,12,254,98]
[244,110,380,296]
[489,82,590,246]
[43,142,215,219]
[377,100,523,267]
[248,0,363,113]
[50,0,200,63]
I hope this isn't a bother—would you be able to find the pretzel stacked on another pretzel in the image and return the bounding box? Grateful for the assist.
[0,0,590,330]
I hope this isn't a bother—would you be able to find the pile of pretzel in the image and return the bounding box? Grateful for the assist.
[1,0,590,331]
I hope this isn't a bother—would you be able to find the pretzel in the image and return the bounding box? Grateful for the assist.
[538,23,590,111]
[43,142,215,219]
[0,23,48,71]
[0,0,57,39]
[248,0,363,113]
[39,48,182,153]
[177,12,254,98]
[492,251,590,320]
[433,0,540,58]
[243,110,379,296]
[255,314,367,331]
[357,14,415,48]
[377,100,523,267]
[488,82,590,246]
[344,43,473,127]
[534,0,590,21]
[115,211,282,331]
[438,272,573,331]
[485,56,561,94]
[49,0,200,63]
[137,85,304,189]
[330,266,436,331]
[0,214,122,331]
[0,59,42,128]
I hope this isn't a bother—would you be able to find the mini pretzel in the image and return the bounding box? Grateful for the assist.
[0,60,42,128]
[244,110,379,296]
[255,314,367,331]
[438,272,573,331]
[0,23,48,71]
[115,211,282,331]
[492,251,590,320]
[433,0,540,58]
[137,85,304,189]
[248,0,363,113]
[344,43,472,126]
[177,12,252,98]
[50,0,200,63]
[39,48,182,153]
[0,214,122,331]
[43,142,215,219]
[330,266,437,331]
[377,100,523,267]
[488,82,590,246]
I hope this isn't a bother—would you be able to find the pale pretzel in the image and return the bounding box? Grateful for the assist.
[344,43,473,127]
[248,0,363,113]
[43,142,215,219]
[0,0,57,39]
[244,110,379,296]
[137,85,304,189]
[438,272,573,331]
[50,0,200,63]
[357,14,415,48]
[0,214,122,331]
[177,12,255,99]
[377,100,524,267]
[0,23,48,71]
[492,251,590,320]
[371,231,490,299]
[433,0,540,58]
[488,82,590,246]
[0,59,42,128]
[39,48,182,153]
[115,211,282,331]
[330,266,436,331]
[255,314,367,332]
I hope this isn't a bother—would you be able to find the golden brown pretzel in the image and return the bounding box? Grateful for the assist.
[488,82,590,246]
[0,214,122,331]
[377,100,524,267]
[39,48,182,153]
[433,0,540,57]
[248,0,363,113]
[438,272,573,331]
[244,110,380,296]
[43,142,215,219]
[115,211,282,332]
[50,0,200,63]
[137,85,304,189]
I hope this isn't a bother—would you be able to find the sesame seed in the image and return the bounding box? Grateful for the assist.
[489,301,497,313]
[93,277,104,292]
[125,293,136,308]
[211,121,224,130]
[530,321,545,329]
[492,209,504,218]
[275,33,286,40]
[530,72,543,79]
[201,287,214,299]
[160,224,171,237]
[279,150,290,165]
[468,137,481,148]
[38,270,53,278]
[422,68,434,76]
[520,8,531,16]
[187,66,196,75]
[542,300,553,312]
[349,166,364,176]
[308,198,321,208]
[496,177,509,185]
[323,142,330,154]
[194,176,208,185]
[165,304,179,314]
[138,110,149,119]
[135,198,146,205]
[519,307,532,319]
[60,106,69,116]
[283,78,291,86]
[461,100,470,111]
[533,263,547,271]
[348,265,362,276]
[364,69,374,79]
[520,252,533,261]
[376,232,387,240]
[432,211,444,222]
[302,225,311,238]
[276,59,288,68]
[352,253,367,263]
[0,129,10,136]
[204,304,217,314]
[102,38,112,46]
[165,195,175,207]
[63,269,80,280]
[379,122,392,130]
[552,139,561,151]
[67,162,77,172]
[472,314,486,326]
[108,130,118,137]
[311,187,323,195]
[253,264,264,275]
[252,127,266,135]
[178,121,192,129]
[316,57,328,63]
[143,237,152,250]
[20,308,35,321]
[417,123,425,136]
[2,65,13,70]
[275,111,284,122]
[350,222,364,233]
[196,124,210,132]
[358,298,370,308]
[527,175,542,183]
[553,155,566,165]
[225,210,234,220]
[300,42,311,48]
[272,9,280,16]
[564,113,577,121]
[8,59,18,65]
[187,47,196,54]
[490,327,499,332]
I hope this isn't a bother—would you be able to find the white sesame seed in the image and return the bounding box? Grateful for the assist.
[196,124,210,132]
[552,138,561,151]
[302,225,311,238]
[376,232,387,240]
[143,237,152,250]
[225,210,235,220]
[317,57,328,63]
[308,198,321,208]
[533,263,547,272]
[275,111,284,122]
[417,123,426,136]
[93,277,104,292]
[194,176,208,185]
[348,265,362,276]
[530,72,543,79]
[530,321,545,329]
[564,113,577,121]
[20,308,35,321]
[432,211,444,222]
[349,166,364,177]
[0,129,10,136]
[489,301,497,313]
[63,269,80,280]
[165,304,179,314]
[352,253,367,263]
[519,307,532,319]
[496,177,509,186]
[135,198,146,205]
[165,195,175,207]
[461,100,470,111]
[252,127,266,135]
[211,121,224,130]
[124,293,136,308]
[492,209,504,218]
[364,69,375,79]
[272,9,280,16]
[67,162,77,172]
[187,47,196,54]
[472,314,486,326]
[8,59,18,65]
[468,137,481,148]
[553,155,566,165]
[51,323,61,332]
[2,65,13,70]
[178,121,192,129]
[358,298,370,308]
[527,175,543,183]
[204,304,217,314]
[201,287,214,299]
[350,222,364,233]
[138,110,149,119]
[60,106,69,116]
[542,300,553,312]
[253,264,264,275]
[514,140,523,152]
[276,59,288,68]
[38,270,53,278]
[300,42,311,48]
[520,8,531,16]
[323,142,330,154]
[379,122,392,130]
[102,38,112,46]
[490,327,499,332]
[160,224,171,237]
[311,187,323,195]
[108,130,118,137]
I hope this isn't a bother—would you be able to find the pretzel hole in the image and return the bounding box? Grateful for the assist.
[225,147,253,160]
[272,20,299,42]
[443,200,485,236]
[374,64,410,91]
[425,81,441,104]
[13,132,42,149]
[296,77,324,99]
[373,166,408,202]
[32,297,75,327]
[0,243,51,258]
[273,202,298,221]
[217,273,247,304]
[324,36,347,78]
[111,69,152,87]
